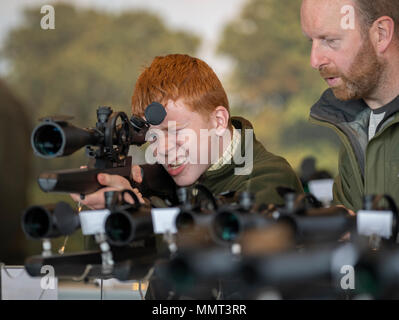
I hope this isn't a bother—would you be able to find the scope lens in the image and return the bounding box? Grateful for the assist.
[214,212,240,242]
[169,258,195,289]
[175,212,195,231]
[105,213,131,243]
[33,124,63,156]
[23,207,50,238]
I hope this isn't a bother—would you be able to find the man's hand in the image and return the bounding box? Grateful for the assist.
[336,204,356,216]
[70,165,144,210]
[336,205,356,242]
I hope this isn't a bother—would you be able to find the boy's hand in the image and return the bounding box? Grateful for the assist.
[336,205,356,216]
[70,165,144,210]
[336,205,356,242]
[131,164,143,184]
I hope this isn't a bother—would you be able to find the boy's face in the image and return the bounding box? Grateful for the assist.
[147,99,228,186]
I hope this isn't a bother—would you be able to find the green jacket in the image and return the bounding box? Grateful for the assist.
[145,116,304,300]
[198,116,304,205]
[310,89,399,212]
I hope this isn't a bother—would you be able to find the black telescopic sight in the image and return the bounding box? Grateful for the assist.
[104,209,153,246]
[104,190,153,246]
[31,118,99,158]
[130,102,167,132]
[175,210,197,231]
[212,207,272,244]
[31,122,64,157]
[174,209,214,232]
[212,210,242,243]
[22,202,79,239]
[31,103,168,195]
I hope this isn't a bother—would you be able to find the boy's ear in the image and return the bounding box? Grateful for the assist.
[212,106,230,136]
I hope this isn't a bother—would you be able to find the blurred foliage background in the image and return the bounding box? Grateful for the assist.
[0,0,340,262]
[218,0,340,171]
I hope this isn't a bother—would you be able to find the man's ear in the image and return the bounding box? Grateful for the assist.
[370,16,395,54]
[211,106,230,136]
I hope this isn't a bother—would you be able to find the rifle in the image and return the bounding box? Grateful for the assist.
[31,103,171,197]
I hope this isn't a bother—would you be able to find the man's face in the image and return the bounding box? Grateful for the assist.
[301,0,384,101]
[147,99,223,187]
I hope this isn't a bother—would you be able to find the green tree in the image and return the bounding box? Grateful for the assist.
[1,3,200,192]
[2,4,200,123]
[219,0,324,110]
[0,3,200,255]
[218,0,340,176]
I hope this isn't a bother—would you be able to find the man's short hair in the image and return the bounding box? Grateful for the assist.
[354,0,399,37]
[131,54,230,120]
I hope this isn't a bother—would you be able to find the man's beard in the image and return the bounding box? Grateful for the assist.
[320,38,384,101]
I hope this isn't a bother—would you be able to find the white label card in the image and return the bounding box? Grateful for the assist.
[151,208,180,234]
[1,266,58,300]
[357,210,393,239]
[308,179,334,202]
[79,209,111,235]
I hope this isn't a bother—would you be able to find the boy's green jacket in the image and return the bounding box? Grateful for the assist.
[198,116,304,205]
[146,116,303,300]
[310,89,399,212]
[85,116,303,252]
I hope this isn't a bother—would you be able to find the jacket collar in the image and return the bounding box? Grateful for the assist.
[310,89,369,124]
[200,116,256,180]
[310,89,370,177]
[310,89,399,177]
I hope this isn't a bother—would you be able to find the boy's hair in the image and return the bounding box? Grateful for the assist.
[131,54,230,122]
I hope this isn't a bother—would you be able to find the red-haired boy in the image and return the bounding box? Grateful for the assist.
[72,54,303,208]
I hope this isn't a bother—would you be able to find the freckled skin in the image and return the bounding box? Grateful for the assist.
[150,99,230,187]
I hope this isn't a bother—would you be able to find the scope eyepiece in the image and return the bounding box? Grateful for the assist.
[145,102,167,125]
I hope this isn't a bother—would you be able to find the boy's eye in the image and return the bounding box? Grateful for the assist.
[168,129,180,134]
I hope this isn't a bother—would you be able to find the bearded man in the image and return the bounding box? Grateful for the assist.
[301,0,399,211]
